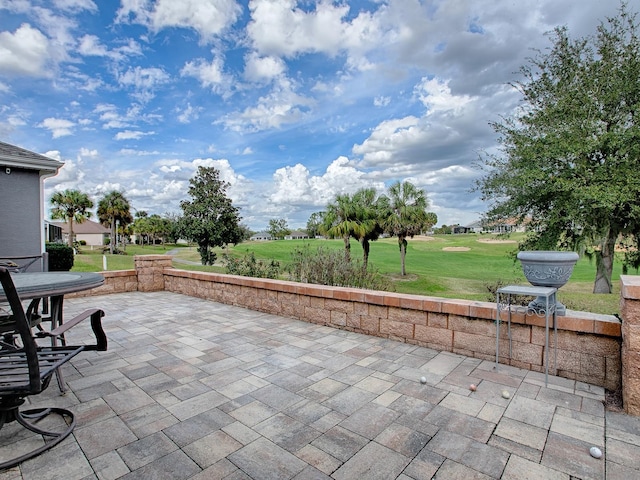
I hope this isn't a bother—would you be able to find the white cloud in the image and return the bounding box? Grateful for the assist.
[181,54,232,97]
[77,34,109,56]
[53,0,98,12]
[117,66,171,102]
[114,130,155,140]
[218,78,314,132]
[176,103,201,124]
[269,156,384,206]
[415,77,472,114]
[0,24,52,76]
[39,117,75,138]
[116,0,241,43]
[243,52,286,83]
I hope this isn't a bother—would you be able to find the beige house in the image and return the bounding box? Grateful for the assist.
[52,219,109,246]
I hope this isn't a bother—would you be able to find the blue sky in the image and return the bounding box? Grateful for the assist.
[0,0,624,230]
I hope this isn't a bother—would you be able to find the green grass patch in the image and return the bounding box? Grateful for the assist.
[72,235,630,316]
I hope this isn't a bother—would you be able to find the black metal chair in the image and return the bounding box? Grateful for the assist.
[0,266,107,469]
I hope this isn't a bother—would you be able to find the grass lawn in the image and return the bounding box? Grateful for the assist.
[71,235,629,316]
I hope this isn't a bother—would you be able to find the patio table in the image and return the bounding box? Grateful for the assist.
[0,271,104,391]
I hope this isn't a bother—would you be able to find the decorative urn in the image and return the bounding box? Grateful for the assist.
[516,250,579,315]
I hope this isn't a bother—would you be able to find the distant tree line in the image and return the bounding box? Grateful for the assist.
[50,170,435,277]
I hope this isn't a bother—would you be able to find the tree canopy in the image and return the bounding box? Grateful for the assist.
[267,218,291,240]
[178,166,243,265]
[97,191,133,254]
[381,181,431,276]
[50,189,93,248]
[321,188,387,266]
[477,4,640,293]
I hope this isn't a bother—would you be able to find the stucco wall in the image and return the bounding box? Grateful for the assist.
[0,167,42,266]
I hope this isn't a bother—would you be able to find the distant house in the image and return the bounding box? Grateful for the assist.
[44,220,63,243]
[465,220,484,234]
[250,232,273,241]
[0,141,63,271]
[52,219,110,246]
[452,225,471,234]
[285,231,309,240]
[476,217,528,234]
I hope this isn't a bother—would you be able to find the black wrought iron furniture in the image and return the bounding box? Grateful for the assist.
[0,254,48,273]
[0,253,51,324]
[0,266,107,469]
[0,270,105,393]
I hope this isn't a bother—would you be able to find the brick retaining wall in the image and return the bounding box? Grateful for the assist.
[163,267,621,391]
[622,275,640,415]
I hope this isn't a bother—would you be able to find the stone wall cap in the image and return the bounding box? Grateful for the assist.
[621,275,640,300]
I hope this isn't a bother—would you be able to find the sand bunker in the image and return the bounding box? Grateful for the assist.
[442,247,471,251]
[476,238,517,244]
[413,235,436,241]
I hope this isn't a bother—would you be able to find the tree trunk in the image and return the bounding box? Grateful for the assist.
[343,236,351,261]
[110,219,116,255]
[68,218,74,248]
[399,236,407,276]
[593,230,617,294]
[361,239,370,270]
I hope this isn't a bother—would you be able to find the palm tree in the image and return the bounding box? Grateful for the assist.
[321,193,363,261]
[50,189,94,247]
[97,191,133,254]
[382,181,430,276]
[352,188,386,269]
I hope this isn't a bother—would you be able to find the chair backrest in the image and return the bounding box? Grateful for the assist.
[0,254,48,273]
[0,266,42,394]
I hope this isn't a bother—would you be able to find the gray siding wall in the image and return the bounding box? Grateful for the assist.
[0,167,42,265]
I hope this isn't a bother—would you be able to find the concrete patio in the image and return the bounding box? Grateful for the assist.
[1,291,639,479]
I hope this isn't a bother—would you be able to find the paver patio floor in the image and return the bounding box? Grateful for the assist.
[1,291,638,479]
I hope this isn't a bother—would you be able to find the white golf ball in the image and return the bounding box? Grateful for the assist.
[589,446,602,459]
[501,390,510,399]
[420,376,427,384]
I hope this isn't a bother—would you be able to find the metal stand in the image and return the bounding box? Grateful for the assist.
[496,285,557,386]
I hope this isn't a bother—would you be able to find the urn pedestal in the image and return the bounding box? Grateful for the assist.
[516,250,579,315]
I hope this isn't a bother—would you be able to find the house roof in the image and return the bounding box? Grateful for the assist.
[52,220,110,235]
[0,140,63,173]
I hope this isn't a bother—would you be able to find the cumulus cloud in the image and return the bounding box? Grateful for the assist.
[243,52,286,83]
[39,117,75,138]
[218,78,314,132]
[116,0,241,43]
[269,156,384,206]
[0,24,52,76]
[180,54,232,97]
[353,77,496,172]
[246,0,387,71]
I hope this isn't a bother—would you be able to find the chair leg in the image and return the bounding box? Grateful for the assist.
[0,403,76,470]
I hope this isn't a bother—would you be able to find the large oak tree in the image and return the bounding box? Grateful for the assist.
[477,5,640,293]
[178,166,243,265]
